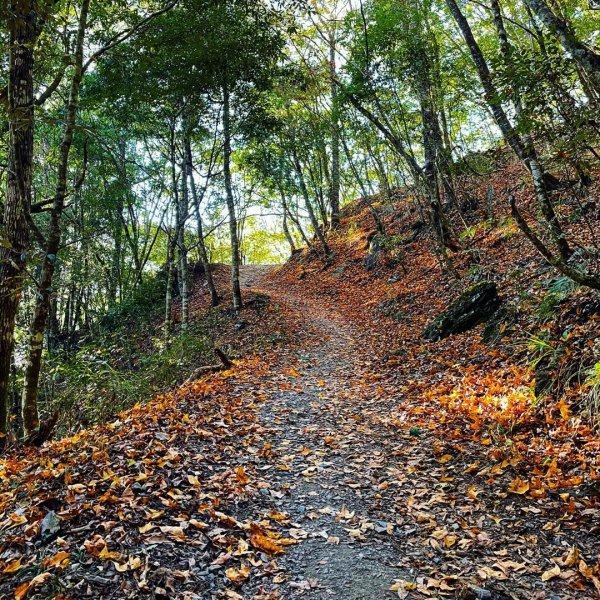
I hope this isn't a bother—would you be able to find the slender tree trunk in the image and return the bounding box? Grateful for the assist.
[291,147,331,257]
[280,191,297,255]
[164,228,175,335]
[329,30,340,228]
[523,0,600,98]
[445,0,571,262]
[0,2,39,443]
[184,136,219,306]
[223,82,242,312]
[109,196,123,306]
[178,160,190,331]
[21,0,89,437]
[278,181,312,251]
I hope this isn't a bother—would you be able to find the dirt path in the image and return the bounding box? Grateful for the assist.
[246,273,402,598]
[2,266,595,599]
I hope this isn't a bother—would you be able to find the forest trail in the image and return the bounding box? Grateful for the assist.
[1,264,596,600]
[235,266,595,600]
[239,266,403,598]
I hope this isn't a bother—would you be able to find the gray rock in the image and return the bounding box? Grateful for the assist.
[422,282,502,341]
[40,510,61,543]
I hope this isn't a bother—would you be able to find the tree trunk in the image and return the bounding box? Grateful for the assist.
[185,136,219,306]
[0,1,39,443]
[329,30,340,228]
[21,0,90,437]
[523,0,600,98]
[164,227,175,335]
[223,82,242,312]
[178,160,190,331]
[291,147,331,257]
[280,192,297,255]
[445,0,572,265]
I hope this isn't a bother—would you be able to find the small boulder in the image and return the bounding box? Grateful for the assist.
[422,281,502,341]
[363,235,382,271]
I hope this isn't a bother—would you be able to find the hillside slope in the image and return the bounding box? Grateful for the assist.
[1,159,599,600]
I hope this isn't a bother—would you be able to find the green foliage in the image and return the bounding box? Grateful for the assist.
[582,362,600,427]
[100,273,167,333]
[535,278,577,322]
[46,323,211,433]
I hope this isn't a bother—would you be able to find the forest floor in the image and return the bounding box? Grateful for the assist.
[3,152,600,600]
[2,260,597,600]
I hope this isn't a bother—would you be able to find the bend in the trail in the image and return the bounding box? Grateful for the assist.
[240,266,402,598]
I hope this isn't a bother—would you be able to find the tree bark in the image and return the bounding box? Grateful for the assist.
[164,226,175,335]
[523,0,600,98]
[223,82,242,312]
[0,1,39,443]
[184,136,219,306]
[21,0,90,437]
[178,159,190,331]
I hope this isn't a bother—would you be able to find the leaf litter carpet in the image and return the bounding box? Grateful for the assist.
[0,266,598,599]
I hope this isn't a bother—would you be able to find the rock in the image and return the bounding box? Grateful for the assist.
[467,585,492,599]
[422,282,502,341]
[363,235,382,271]
[40,510,61,543]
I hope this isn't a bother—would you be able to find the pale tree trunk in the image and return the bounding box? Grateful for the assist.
[291,147,331,257]
[178,161,190,331]
[164,226,175,335]
[523,0,600,99]
[21,0,90,437]
[0,2,39,443]
[169,126,189,331]
[223,82,242,312]
[329,30,341,228]
[184,136,219,306]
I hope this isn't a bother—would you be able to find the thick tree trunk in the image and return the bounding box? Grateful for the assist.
[223,82,242,312]
[21,0,90,437]
[0,2,38,443]
[185,137,219,306]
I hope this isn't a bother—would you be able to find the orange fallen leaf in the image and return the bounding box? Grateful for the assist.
[225,564,251,583]
[507,477,529,495]
[43,551,70,570]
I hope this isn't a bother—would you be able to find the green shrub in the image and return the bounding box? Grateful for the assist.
[46,324,210,433]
